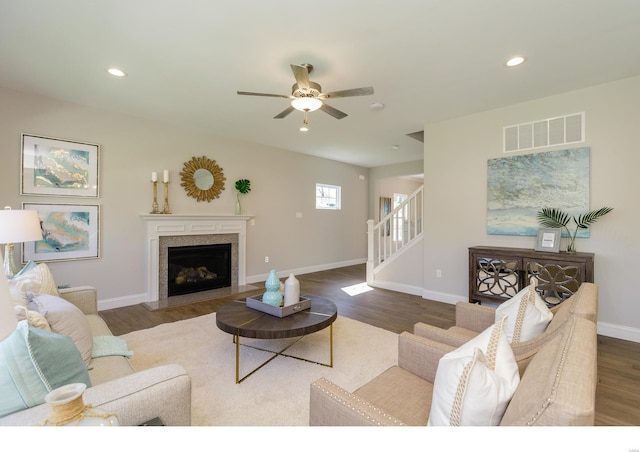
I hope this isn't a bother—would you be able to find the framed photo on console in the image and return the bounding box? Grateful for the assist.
[22,203,100,263]
[535,228,561,253]
[21,133,100,197]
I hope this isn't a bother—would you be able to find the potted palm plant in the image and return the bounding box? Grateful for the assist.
[536,206,613,253]
[234,179,251,215]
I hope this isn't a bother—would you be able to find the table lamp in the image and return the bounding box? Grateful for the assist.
[0,206,43,278]
[0,264,17,340]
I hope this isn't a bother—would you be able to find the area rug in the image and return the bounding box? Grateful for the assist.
[120,313,398,426]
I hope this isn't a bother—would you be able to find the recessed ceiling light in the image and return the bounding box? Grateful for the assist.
[506,56,526,67]
[107,67,127,77]
[369,102,385,110]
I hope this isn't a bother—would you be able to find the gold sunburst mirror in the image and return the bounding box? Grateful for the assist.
[180,156,226,202]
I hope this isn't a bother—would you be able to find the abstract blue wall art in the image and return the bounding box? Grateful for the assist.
[487,147,590,236]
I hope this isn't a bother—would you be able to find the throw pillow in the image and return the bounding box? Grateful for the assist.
[27,293,93,367]
[0,320,91,417]
[495,282,553,343]
[10,260,37,279]
[14,305,51,331]
[8,262,60,300]
[427,316,520,426]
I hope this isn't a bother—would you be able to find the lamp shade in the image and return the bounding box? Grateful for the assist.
[291,97,323,112]
[0,209,43,244]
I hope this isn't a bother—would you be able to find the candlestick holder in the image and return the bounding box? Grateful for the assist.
[150,181,160,214]
[161,181,171,214]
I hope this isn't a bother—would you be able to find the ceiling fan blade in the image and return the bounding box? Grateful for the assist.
[290,64,310,91]
[320,103,348,120]
[274,105,295,119]
[237,91,291,99]
[321,86,374,99]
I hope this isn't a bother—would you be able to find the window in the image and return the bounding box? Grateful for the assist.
[316,183,341,210]
[393,193,407,241]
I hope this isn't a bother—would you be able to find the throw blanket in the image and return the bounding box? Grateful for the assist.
[92,336,133,359]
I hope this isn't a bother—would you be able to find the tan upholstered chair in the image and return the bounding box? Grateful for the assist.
[310,315,597,426]
[413,282,598,373]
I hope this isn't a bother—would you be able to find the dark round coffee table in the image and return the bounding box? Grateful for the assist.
[216,295,337,383]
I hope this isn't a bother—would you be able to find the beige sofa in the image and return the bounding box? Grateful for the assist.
[414,282,598,373]
[0,286,192,426]
[309,284,598,426]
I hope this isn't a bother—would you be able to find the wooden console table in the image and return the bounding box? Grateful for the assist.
[468,246,594,306]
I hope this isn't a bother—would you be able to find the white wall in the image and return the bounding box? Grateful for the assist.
[423,75,640,341]
[374,176,422,222]
[0,87,370,308]
[368,160,423,217]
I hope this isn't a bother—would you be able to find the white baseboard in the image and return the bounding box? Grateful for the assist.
[423,290,640,343]
[98,293,147,311]
[596,321,640,343]
[98,259,368,311]
[246,258,367,284]
[368,280,423,296]
[422,289,466,305]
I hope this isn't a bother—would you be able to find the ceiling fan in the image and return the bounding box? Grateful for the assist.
[237,63,374,130]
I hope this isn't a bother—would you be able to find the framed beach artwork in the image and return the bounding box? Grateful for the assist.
[487,147,590,236]
[21,134,100,197]
[22,203,100,263]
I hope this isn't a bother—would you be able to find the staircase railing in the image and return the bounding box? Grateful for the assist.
[367,185,423,272]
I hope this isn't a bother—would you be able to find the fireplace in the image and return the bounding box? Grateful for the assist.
[142,214,250,306]
[168,243,232,296]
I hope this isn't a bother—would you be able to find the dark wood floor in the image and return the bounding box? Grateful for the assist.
[100,264,640,426]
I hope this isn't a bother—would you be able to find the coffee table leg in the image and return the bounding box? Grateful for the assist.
[235,332,240,384]
[329,323,333,367]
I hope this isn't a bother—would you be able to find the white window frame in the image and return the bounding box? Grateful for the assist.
[393,193,407,241]
[315,183,341,210]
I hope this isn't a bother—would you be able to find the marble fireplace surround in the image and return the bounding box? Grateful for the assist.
[141,214,251,308]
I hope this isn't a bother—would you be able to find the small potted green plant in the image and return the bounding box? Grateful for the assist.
[234,179,251,214]
[537,206,613,253]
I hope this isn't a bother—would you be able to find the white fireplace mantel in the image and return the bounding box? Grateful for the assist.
[141,214,251,302]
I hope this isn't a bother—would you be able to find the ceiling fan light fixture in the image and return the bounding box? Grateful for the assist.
[291,97,323,112]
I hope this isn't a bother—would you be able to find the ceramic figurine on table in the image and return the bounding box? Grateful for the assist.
[284,273,300,306]
[263,269,283,306]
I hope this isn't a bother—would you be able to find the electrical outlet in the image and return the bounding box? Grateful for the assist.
[265,256,269,263]
[436,269,442,278]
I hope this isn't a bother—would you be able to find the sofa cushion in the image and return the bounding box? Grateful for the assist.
[28,293,93,367]
[500,317,597,425]
[354,366,434,425]
[8,263,59,301]
[0,320,91,417]
[495,283,553,343]
[14,305,51,331]
[427,316,520,426]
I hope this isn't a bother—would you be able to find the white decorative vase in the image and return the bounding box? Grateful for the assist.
[43,383,119,426]
[284,273,300,306]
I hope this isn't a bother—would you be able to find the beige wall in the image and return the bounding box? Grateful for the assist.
[0,87,370,308]
[423,75,640,341]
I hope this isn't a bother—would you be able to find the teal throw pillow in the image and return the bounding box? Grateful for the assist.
[0,320,91,417]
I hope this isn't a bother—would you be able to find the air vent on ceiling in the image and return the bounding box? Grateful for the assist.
[503,112,584,153]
